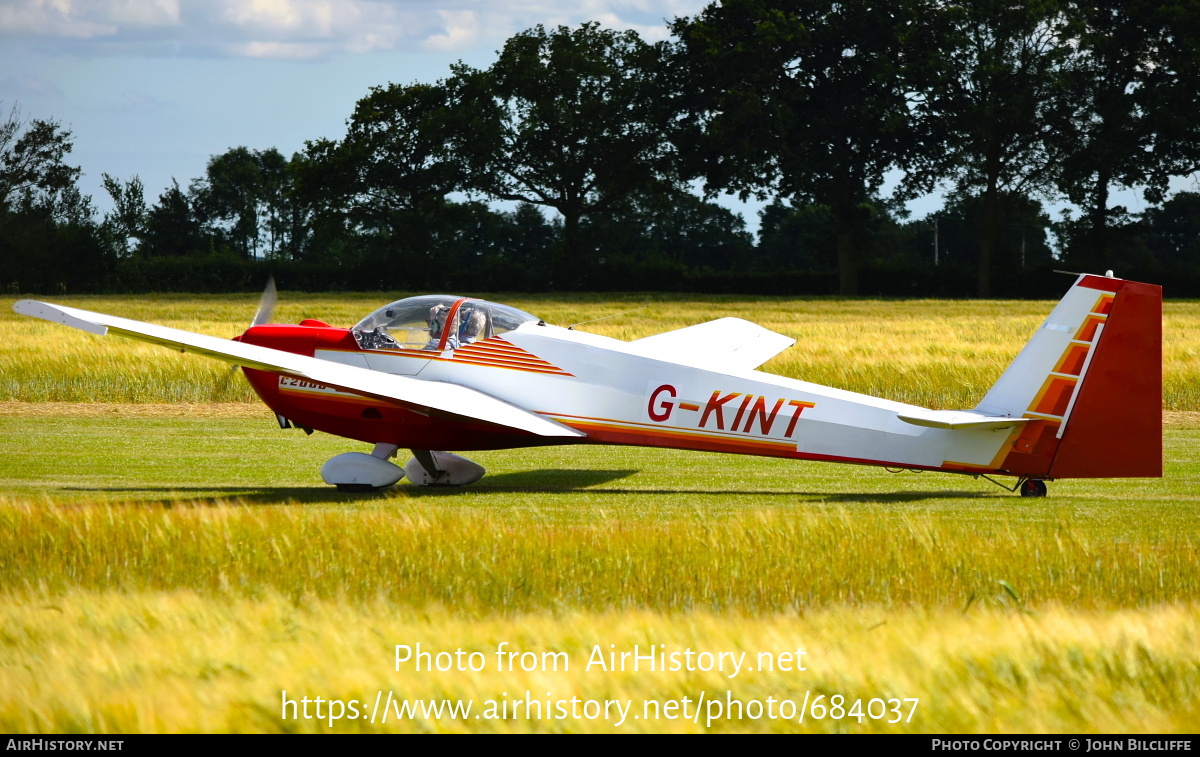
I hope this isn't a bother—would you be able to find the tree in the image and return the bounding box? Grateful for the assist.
[1141,191,1200,268]
[508,202,557,274]
[931,192,1055,272]
[300,82,469,266]
[189,147,260,259]
[912,0,1073,296]
[672,0,940,294]
[583,186,755,276]
[1054,0,1200,271]
[100,174,147,258]
[0,104,80,212]
[625,189,754,273]
[758,196,908,273]
[141,180,206,258]
[255,147,290,258]
[757,201,837,273]
[188,146,311,261]
[1151,0,1200,189]
[457,23,677,284]
[0,104,109,293]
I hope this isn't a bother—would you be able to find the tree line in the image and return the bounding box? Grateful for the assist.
[3,0,1199,298]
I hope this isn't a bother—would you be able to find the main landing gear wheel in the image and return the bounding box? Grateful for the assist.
[404,450,486,486]
[1019,479,1048,498]
[321,443,404,491]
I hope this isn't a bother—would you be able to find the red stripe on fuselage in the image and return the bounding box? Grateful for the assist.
[237,323,575,449]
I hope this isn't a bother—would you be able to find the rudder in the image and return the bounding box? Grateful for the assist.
[977,275,1162,480]
[1048,276,1162,478]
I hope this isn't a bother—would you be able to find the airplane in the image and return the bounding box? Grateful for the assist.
[13,272,1161,497]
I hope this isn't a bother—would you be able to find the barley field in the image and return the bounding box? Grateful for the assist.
[4,594,1198,733]
[3,292,1199,409]
[1,292,1197,733]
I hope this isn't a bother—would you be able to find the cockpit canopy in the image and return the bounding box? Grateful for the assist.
[351,296,539,352]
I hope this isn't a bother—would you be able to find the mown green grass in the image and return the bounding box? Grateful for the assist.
[0,403,1195,609]
[4,292,1199,409]
[1,407,1197,732]
[2,408,1197,613]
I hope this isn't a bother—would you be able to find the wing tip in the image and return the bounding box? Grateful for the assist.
[13,300,108,336]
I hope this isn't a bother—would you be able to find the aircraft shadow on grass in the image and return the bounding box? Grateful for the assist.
[61,468,640,506]
[61,467,996,506]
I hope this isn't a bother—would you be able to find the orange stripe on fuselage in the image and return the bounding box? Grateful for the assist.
[449,358,573,376]
[560,418,805,455]
[317,335,574,376]
[553,414,1002,473]
[455,340,530,356]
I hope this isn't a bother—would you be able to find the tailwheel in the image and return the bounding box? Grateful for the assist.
[1019,479,1048,498]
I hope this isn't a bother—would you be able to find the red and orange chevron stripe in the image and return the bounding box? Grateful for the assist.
[450,336,573,376]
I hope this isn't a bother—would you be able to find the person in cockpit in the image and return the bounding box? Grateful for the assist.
[425,304,454,350]
[458,307,486,345]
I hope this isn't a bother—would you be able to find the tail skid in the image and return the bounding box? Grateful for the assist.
[978,274,1162,480]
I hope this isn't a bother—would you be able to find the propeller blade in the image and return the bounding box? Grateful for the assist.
[250,276,278,328]
[213,276,276,400]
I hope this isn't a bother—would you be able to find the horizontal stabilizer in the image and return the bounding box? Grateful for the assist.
[13,300,585,440]
[627,317,795,371]
[896,410,1030,431]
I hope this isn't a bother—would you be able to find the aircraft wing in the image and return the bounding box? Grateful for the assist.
[13,300,585,439]
[895,409,1031,431]
[625,317,795,371]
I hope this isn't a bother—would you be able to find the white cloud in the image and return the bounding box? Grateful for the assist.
[229,39,331,58]
[0,0,118,38]
[106,0,181,26]
[423,9,478,52]
[219,0,335,37]
[0,0,708,58]
[215,1,413,58]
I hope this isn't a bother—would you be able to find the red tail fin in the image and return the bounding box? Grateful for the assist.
[1049,276,1162,478]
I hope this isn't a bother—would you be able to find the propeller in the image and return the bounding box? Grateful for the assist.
[250,275,277,328]
[212,276,277,401]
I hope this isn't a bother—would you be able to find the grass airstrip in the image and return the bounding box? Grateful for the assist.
[0,293,1198,733]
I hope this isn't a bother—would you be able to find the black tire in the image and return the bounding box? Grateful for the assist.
[1019,479,1048,498]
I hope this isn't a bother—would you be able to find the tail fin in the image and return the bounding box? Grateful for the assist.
[976,274,1162,480]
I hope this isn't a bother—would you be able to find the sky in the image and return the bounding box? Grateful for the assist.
[2,0,1195,241]
[1,0,728,218]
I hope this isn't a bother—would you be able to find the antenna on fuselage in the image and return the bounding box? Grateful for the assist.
[567,307,648,330]
[1053,269,1118,278]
